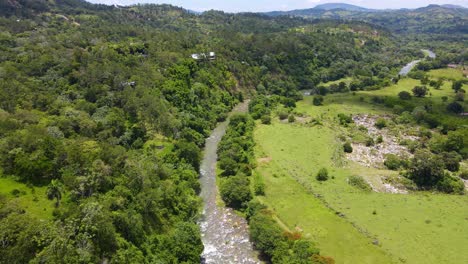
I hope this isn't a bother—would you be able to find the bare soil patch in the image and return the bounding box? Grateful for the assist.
[346,114,414,168]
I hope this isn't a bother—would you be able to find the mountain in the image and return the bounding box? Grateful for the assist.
[313,3,371,11]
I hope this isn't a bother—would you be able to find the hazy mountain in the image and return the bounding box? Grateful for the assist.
[313,3,371,11]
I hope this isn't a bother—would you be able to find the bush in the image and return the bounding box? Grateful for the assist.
[439,152,462,172]
[220,175,252,209]
[375,118,387,129]
[261,115,271,125]
[384,154,408,170]
[348,175,372,192]
[459,171,468,180]
[398,91,412,100]
[436,174,465,194]
[365,137,375,147]
[313,96,324,106]
[412,86,428,97]
[343,142,353,153]
[337,113,352,126]
[316,168,329,181]
[278,111,288,120]
[288,115,295,123]
[376,135,383,144]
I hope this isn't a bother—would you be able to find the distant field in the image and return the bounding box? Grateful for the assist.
[0,177,54,220]
[428,68,466,81]
[254,75,468,264]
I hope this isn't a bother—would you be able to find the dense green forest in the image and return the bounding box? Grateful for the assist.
[0,0,466,263]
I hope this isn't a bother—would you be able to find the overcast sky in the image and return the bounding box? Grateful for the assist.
[86,0,468,12]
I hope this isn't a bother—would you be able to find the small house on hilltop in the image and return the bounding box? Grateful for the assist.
[191,52,216,61]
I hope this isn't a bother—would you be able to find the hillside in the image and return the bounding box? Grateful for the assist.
[0,1,416,263]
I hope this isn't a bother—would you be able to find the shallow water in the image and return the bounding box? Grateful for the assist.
[199,102,260,264]
[399,49,436,76]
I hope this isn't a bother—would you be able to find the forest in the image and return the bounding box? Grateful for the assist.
[0,0,467,263]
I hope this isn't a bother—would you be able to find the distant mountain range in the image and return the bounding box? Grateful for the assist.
[264,3,468,34]
[312,3,373,11]
[267,2,466,15]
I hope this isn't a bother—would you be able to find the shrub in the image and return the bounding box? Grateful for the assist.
[343,142,353,153]
[398,91,412,100]
[384,154,408,170]
[348,175,372,192]
[313,96,324,106]
[436,175,465,194]
[278,111,288,120]
[375,118,387,129]
[439,152,462,172]
[288,115,295,123]
[365,137,375,147]
[376,135,383,144]
[337,113,353,126]
[316,168,329,181]
[441,96,448,102]
[261,115,271,125]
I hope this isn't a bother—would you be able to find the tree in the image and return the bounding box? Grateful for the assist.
[412,86,428,97]
[408,150,445,188]
[220,175,252,209]
[398,91,412,100]
[175,141,201,171]
[452,80,463,92]
[46,179,64,207]
[446,102,464,114]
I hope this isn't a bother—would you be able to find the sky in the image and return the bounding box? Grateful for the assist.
[86,0,468,12]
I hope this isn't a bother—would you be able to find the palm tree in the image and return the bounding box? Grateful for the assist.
[47,179,63,207]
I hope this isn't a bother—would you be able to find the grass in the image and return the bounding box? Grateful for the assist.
[0,177,54,220]
[255,123,394,264]
[254,74,468,264]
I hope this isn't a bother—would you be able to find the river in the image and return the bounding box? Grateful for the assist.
[199,101,260,264]
[399,49,436,76]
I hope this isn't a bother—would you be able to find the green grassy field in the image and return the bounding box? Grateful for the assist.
[0,177,54,220]
[319,77,354,87]
[253,73,468,264]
